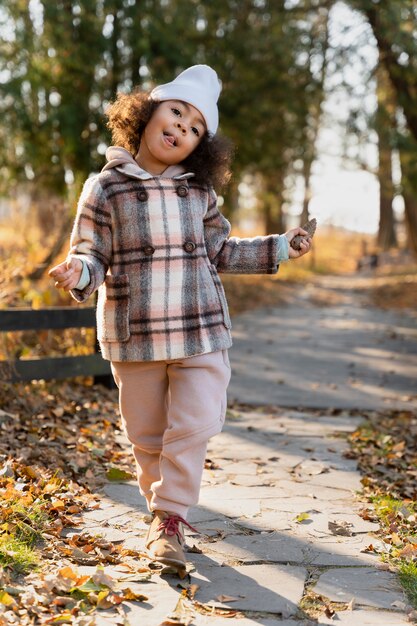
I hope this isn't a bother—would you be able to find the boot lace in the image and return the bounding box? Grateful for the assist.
[157,514,198,540]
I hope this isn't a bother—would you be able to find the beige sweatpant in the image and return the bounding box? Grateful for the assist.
[111,350,231,519]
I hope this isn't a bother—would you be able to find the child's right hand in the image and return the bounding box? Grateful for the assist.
[49,257,83,291]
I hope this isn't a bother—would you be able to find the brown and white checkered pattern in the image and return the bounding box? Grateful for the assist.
[70,169,282,361]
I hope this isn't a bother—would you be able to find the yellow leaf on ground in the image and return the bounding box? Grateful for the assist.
[0,590,15,606]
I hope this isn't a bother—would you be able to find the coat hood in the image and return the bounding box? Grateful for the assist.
[101,146,194,181]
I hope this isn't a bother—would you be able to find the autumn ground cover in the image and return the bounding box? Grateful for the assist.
[347,409,417,611]
[0,217,416,622]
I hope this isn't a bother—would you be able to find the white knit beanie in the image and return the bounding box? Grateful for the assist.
[150,65,221,135]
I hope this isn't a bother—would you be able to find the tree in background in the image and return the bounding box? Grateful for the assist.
[350,0,417,254]
[0,0,329,236]
[1,0,417,257]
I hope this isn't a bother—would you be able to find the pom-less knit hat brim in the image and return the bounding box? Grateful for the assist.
[150,65,221,135]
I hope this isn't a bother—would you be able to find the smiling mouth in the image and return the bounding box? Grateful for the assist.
[163,132,177,147]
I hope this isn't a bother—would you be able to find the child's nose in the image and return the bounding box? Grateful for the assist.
[176,121,187,135]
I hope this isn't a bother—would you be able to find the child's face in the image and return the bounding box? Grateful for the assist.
[136,100,206,174]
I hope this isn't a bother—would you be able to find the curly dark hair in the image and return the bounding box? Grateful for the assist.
[105,89,234,190]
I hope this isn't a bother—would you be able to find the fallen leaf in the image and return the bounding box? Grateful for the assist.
[293,459,329,479]
[0,590,16,606]
[185,584,199,600]
[328,520,353,536]
[106,467,136,481]
[187,544,202,554]
[160,591,195,626]
[216,594,242,603]
[96,589,125,609]
[204,458,220,470]
[120,587,148,602]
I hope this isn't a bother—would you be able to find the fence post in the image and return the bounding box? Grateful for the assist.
[92,295,116,389]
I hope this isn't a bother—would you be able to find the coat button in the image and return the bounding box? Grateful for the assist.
[176,185,188,197]
[183,241,196,253]
[137,189,149,202]
[143,245,155,256]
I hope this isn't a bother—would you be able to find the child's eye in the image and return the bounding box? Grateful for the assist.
[171,108,181,116]
[191,127,200,137]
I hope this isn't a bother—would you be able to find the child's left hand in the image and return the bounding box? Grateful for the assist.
[285,227,312,258]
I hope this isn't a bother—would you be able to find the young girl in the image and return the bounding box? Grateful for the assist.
[49,65,311,573]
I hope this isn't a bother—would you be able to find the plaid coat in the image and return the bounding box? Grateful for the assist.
[70,148,287,361]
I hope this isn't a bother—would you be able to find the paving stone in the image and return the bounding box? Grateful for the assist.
[317,608,411,625]
[308,541,384,567]
[78,526,128,542]
[199,532,306,564]
[200,531,381,567]
[104,511,149,531]
[236,508,378,539]
[193,618,306,626]
[218,440,333,472]
[306,468,362,492]
[269,479,355,501]
[185,518,239,538]
[258,497,356,515]
[226,474,278,487]
[198,492,262,519]
[230,510,293,532]
[278,414,363,435]
[188,507,228,525]
[314,567,406,609]
[291,511,380,537]
[122,534,146,552]
[103,482,146,509]
[214,460,261,475]
[201,485,288,501]
[82,503,137,523]
[192,561,307,618]
[110,579,182,626]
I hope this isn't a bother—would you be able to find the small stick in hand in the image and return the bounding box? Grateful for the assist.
[290,218,317,250]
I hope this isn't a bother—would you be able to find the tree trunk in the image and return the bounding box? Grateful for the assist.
[222,178,239,221]
[300,158,312,225]
[300,6,330,227]
[399,144,417,257]
[378,192,397,250]
[28,212,73,280]
[263,177,285,235]
[365,5,417,145]
[402,192,417,258]
[375,62,397,250]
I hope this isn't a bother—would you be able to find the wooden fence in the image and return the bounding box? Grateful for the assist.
[0,307,113,386]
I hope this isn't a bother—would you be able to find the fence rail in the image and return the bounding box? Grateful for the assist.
[0,307,112,384]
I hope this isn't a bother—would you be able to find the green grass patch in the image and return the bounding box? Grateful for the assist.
[371,495,416,525]
[0,534,40,574]
[0,497,49,575]
[398,561,417,608]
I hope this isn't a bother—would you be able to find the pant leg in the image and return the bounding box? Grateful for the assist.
[111,360,168,508]
[150,350,231,518]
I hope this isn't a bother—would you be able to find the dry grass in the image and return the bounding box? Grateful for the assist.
[222,226,400,315]
[1,208,416,339]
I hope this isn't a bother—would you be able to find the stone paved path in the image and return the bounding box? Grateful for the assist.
[228,275,417,411]
[74,276,416,625]
[78,408,411,626]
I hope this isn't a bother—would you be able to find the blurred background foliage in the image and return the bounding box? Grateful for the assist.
[0,0,417,319]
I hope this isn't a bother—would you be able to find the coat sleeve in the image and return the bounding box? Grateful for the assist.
[203,187,289,274]
[68,176,112,302]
